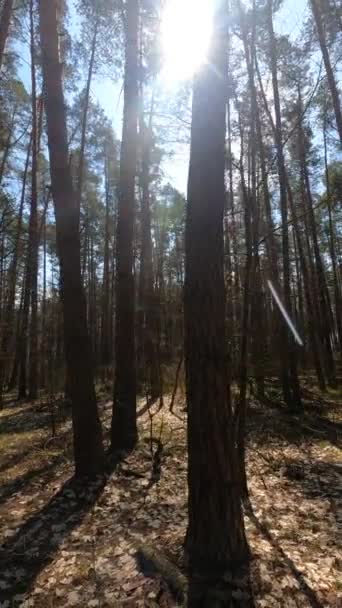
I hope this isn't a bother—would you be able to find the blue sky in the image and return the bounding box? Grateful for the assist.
[15,0,314,195]
[88,0,311,193]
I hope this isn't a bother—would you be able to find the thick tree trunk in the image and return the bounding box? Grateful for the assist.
[0,0,14,69]
[184,3,252,605]
[39,0,104,477]
[111,0,139,451]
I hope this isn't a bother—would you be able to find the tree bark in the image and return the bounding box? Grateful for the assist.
[111,0,139,451]
[38,0,104,477]
[184,2,252,604]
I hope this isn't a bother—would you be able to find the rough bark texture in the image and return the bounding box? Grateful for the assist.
[111,0,139,451]
[39,0,104,477]
[184,3,252,605]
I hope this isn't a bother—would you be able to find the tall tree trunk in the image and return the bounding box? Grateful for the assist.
[75,16,99,213]
[138,97,160,399]
[227,72,240,336]
[297,89,336,385]
[267,0,302,410]
[239,0,265,398]
[8,278,24,392]
[40,212,47,388]
[324,115,342,356]
[18,254,30,399]
[286,177,326,391]
[39,0,104,477]
[184,3,252,604]
[310,0,342,145]
[111,0,139,451]
[28,0,39,399]
[236,108,253,499]
[0,0,14,69]
[100,145,112,367]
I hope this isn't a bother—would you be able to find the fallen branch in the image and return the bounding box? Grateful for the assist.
[169,354,183,415]
[137,396,159,419]
[135,543,187,604]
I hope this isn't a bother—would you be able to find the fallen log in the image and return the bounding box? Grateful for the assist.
[135,543,187,605]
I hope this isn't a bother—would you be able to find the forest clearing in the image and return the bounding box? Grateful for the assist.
[0,0,341,605]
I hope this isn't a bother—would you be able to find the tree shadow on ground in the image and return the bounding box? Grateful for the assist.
[0,401,71,437]
[0,454,68,507]
[0,471,112,601]
[283,458,341,528]
[0,424,72,478]
[247,399,341,448]
[245,498,324,608]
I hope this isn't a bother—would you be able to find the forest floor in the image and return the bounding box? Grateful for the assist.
[0,382,341,608]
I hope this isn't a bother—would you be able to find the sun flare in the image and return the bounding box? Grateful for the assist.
[160,0,213,85]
